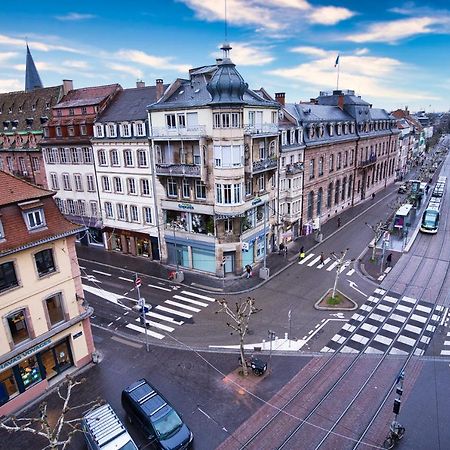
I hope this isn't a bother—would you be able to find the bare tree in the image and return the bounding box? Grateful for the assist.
[330,249,352,299]
[216,297,259,376]
[0,376,103,450]
[365,221,385,261]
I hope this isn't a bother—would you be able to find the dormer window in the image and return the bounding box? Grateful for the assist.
[25,208,45,230]
[95,124,104,137]
[69,108,74,116]
[81,107,87,115]
[121,123,130,137]
[56,110,62,117]
[31,104,36,111]
[108,124,116,137]
[136,122,144,136]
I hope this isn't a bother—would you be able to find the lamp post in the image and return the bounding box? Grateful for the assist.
[172,221,179,273]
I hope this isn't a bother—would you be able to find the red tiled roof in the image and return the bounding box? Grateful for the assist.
[0,171,54,206]
[0,198,83,256]
[54,84,121,109]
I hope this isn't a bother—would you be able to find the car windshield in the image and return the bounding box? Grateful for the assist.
[153,409,183,440]
[119,440,138,450]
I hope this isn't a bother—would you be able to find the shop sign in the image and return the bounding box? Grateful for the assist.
[242,242,249,251]
[73,331,83,340]
[0,338,52,371]
[178,203,194,210]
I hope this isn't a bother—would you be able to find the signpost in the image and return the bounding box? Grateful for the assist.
[135,274,149,352]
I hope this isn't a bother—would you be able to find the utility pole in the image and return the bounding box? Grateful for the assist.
[268,329,276,371]
[136,274,149,352]
[288,310,292,348]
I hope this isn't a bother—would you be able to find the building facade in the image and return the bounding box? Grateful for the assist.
[0,172,94,416]
[148,45,280,276]
[41,83,122,246]
[92,81,167,259]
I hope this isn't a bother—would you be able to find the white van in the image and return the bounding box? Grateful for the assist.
[82,403,138,450]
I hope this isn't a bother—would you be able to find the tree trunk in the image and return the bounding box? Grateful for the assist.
[239,338,248,376]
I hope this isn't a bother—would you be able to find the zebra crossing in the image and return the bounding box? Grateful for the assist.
[298,252,353,275]
[441,333,450,356]
[125,289,216,340]
[321,288,447,356]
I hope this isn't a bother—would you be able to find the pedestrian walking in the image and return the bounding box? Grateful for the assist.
[320,252,325,265]
[284,244,288,257]
[337,217,341,228]
[279,242,285,255]
[245,264,252,279]
[386,253,393,267]
[299,246,305,260]
[372,192,375,200]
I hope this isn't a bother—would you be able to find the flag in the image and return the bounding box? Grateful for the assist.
[334,54,340,67]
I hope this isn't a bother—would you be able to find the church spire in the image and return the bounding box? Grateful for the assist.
[25,44,43,92]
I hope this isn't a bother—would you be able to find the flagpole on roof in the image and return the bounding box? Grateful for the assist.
[335,54,340,90]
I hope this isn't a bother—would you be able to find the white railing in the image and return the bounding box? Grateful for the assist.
[244,123,279,135]
[150,125,206,137]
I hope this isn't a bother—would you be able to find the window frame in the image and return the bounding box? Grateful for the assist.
[34,248,56,277]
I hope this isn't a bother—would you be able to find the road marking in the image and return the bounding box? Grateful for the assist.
[138,318,174,333]
[298,253,314,265]
[307,255,322,267]
[148,284,171,292]
[440,350,450,356]
[79,266,86,270]
[111,335,143,348]
[156,305,193,318]
[82,284,131,310]
[339,262,350,273]
[107,321,113,327]
[346,269,355,276]
[119,276,134,282]
[93,269,112,277]
[180,291,216,302]
[440,307,449,326]
[327,261,339,271]
[173,294,208,307]
[165,300,200,312]
[146,311,184,325]
[125,323,164,339]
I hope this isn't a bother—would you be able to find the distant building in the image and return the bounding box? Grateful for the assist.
[0,46,70,187]
[41,83,122,246]
[92,80,168,259]
[0,171,94,416]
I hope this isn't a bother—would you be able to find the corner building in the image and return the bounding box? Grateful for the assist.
[0,172,94,416]
[148,44,280,276]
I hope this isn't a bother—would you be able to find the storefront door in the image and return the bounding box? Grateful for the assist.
[40,340,73,381]
[224,252,234,274]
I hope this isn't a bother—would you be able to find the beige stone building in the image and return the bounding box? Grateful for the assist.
[0,172,94,416]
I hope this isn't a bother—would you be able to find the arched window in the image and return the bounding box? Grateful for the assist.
[327,182,333,208]
[348,175,353,198]
[335,179,340,205]
[307,191,314,219]
[329,154,334,172]
[318,156,324,176]
[317,188,323,215]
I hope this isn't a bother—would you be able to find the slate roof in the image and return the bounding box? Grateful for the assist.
[25,45,44,92]
[54,84,121,109]
[98,85,169,122]
[293,104,352,122]
[0,86,63,132]
[0,171,83,256]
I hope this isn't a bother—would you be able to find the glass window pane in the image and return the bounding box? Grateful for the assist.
[19,356,42,389]
[46,294,64,326]
[8,311,29,344]
[0,368,19,405]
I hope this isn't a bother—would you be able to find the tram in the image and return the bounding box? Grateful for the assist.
[420,198,441,234]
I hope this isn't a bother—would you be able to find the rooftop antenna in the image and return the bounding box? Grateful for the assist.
[224,0,228,42]
[220,0,232,60]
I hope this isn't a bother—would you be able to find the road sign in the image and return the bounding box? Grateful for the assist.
[135,277,142,288]
[138,298,145,308]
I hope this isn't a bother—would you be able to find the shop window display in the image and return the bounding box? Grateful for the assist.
[19,356,42,389]
[0,368,19,406]
[137,238,150,257]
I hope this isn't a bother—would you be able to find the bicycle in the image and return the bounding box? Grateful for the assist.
[383,421,405,449]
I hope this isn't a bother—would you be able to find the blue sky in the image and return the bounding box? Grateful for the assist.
[1,0,450,112]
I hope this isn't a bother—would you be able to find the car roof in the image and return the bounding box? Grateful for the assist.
[124,379,170,418]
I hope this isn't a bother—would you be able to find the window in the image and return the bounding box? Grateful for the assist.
[177,114,186,128]
[342,177,347,201]
[213,112,241,128]
[130,205,139,222]
[68,127,75,137]
[62,173,71,190]
[56,127,62,137]
[82,147,93,164]
[216,183,243,204]
[90,201,98,218]
[74,174,83,191]
[344,151,348,167]
[127,178,137,195]
[86,174,96,192]
[318,157,324,176]
[337,152,342,170]
[167,179,177,197]
[66,199,75,215]
[329,154,334,172]
[137,150,148,167]
[46,294,64,326]
[77,200,86,216]
[26,209,44,229]
[101,176,111,192]
[110,150,119,166]
[31,157,40,171]
[136,123,144,136]
[141,179,151,196]
[0,262,18,292]
[124,150,133,167]
[348,175,353,198]
[105,202,113,218]
[7,156,14,171]
[182,179,190,198]
[193,146,201,165]
[225,185,234,204]
[0,368,19,405]
[214,145,243,168]
[166,114,176,129]
[257,175,265,192]
[327,182,333,208]
[7,310,29,345]
[259,143,266,160]
[225,218,233,233]
[117,204,126,220]
[307,191,314,219]
[96,125,104,137]
[59,148,69,164]
[35,249,55,276]
[113,177,123,193]
[19,157,26,172]
[98,150,107,166]
[69,108,74,116]
[309,159,315,179]
[143,207,152,224]
[81,107,87,115]
[50,173,59,190]
[335,180,340,204]
[121,123,130,137]
[195,180,206,199]
[108,124,116,137]
[317,188,323,215]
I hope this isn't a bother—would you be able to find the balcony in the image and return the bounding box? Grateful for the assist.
[252,157,278,174]
[151,125,206,138]
[358,154,377,169]
[244,123,278,135]
[285,162,304,175]
[155,163,201,177]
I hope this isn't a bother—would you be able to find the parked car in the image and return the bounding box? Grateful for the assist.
[82,403,138,450]
[121,379,193,450]
[397,184,407,194]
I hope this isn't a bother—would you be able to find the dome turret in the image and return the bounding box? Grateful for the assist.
[207,43,248,105]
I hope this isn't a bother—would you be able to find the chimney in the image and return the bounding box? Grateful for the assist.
[275,92,285,106]
[156,79,164,101]
[136,80,145,88]
[62,79,73,95]
[337,94,344,110]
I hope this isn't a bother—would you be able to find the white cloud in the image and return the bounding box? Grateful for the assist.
[0,34,84,54]
[107,63,144,79]
[290,46,329,57]
[0,79,22,92]
[116,50,191,73]
[345,16,450,43]
[62,60,89,69]
[0,51,18,62]
[55,13,96,21]
[309,6,355,25]
[213,42,274,66]
[267,49,436,102]
[354,48,369,56]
